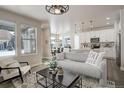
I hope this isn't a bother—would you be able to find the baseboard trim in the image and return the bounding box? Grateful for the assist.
[43,57,52,59]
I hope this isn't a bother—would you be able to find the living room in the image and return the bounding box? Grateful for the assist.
[0,4,124,89]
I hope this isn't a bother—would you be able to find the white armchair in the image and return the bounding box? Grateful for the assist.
[0,58,31,83]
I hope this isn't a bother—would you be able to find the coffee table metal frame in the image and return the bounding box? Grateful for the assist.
[36,68,82,88]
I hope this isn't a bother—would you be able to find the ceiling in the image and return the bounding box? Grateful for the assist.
[0,5,124,34]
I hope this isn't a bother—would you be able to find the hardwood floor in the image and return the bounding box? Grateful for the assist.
[107,59,124,87]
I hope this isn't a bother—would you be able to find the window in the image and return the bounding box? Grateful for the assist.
[21,25,37,54]
[0,20,16,57]
[63,36,71,48]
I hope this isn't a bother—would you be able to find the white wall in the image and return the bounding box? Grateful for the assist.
[0,9,43,67]
[42,28,51,58]
[70,32,75,48]
[120,9,124,70]
[74,34,80,49]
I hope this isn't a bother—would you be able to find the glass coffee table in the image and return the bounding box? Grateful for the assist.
[36,68,82,88]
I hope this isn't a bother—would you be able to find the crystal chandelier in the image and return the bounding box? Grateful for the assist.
[45,5,69,15]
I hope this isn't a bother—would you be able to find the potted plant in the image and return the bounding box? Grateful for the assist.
[48,60,57,71]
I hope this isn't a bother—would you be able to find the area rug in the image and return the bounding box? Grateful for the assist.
[12,73,115,88]
[12,73,42,88]
[81,76,115,88]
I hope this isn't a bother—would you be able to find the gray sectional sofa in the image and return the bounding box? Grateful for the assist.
[56,51,107,86]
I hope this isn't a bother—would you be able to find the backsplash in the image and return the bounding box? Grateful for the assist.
[80,42,115,49]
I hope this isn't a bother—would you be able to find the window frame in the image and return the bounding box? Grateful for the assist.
[20,24,37,55]
[0,19,17,58]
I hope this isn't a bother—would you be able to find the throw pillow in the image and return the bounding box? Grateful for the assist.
[86,51,98,65]
[95,52,105,66]
[86,51,105,72]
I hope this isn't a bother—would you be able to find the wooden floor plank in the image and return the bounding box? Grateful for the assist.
[107,59,124,87]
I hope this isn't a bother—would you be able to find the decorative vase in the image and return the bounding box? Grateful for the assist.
[57,66,64,76]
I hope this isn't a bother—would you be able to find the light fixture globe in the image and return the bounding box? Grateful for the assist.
[46,5,69,15]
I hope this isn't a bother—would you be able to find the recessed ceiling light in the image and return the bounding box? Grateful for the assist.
[106,22,110,25]
[106,17,110,20]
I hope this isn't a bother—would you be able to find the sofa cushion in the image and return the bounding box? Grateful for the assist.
[2,70,20,80]
[7,61,21,73]
[20,65,31,75]
[64,52,88,62]
[0,58,21,74]
[57,60,102,79]
[1,65,30,80]
[0,58,17,68]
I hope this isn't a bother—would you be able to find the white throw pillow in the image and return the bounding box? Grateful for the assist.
[86,51,98,65]
[86,51,105,71]
[95,52,105,66]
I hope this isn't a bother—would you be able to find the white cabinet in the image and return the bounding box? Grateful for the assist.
[79,29,115,43]
[99,31,105,42]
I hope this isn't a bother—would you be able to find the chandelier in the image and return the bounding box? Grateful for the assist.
[55,31,61,42]
[45,5,69,15]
